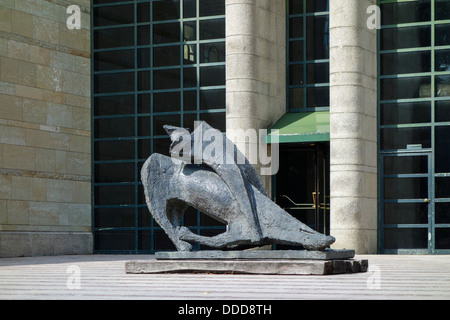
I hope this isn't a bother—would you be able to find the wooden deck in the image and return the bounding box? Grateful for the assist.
[0,254,450,300]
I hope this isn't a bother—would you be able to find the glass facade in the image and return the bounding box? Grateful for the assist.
[92,0,226,253]
[379,0,450,253]
[287,0,330,111]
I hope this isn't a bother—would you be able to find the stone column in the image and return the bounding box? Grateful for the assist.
[329,0,378,253]
[225,0,286,192]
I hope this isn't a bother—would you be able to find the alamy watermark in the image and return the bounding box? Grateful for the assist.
[66,5,81,30]
[66,265,81,290]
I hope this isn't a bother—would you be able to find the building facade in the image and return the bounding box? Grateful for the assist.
[0,0,449,257]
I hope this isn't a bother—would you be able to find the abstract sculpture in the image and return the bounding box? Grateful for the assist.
[141,122,335,252]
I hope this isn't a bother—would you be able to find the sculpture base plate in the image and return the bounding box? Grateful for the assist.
[125,250,367,275]
[155,249,355,261]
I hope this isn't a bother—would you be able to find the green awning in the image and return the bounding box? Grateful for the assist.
[267,111,330,143]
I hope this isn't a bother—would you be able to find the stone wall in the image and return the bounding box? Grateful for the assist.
[329,0,378,254]
[0,0,91,257]
[225,0,286,192]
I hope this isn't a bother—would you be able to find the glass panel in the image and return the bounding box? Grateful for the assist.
[381,127,431,150]
[183,113,197,130]
[436,0,450,21]
[200,66,225,87]
[381,26,431,50]
[153,138,171,156]
[436,49,450,72]
[138,231,151,250]
[138,94,150,114]
[138,139,151,159]
[384,203,428,225]
[436,203,450,224]
[95,95,134,116]
[289,88,304,109]
[307,86,329,108]
[95,162,135,183]
[153,0,180,21]
[183,0,196,18]
[289,17,303,38]
[306,63,329,84]
[95,230,135,251]
[436,101,450,122]
[95,208,135,228]
[183,67,197,88]
[436,177,450,199]
[200,89,225,110]
[200,19,225,40]
[436,228,450,250]
[94,27,134,49]
[436,126,450,173]
[138,116,151,136]
[94,72,135,94]
[384,177,428,200]
[306,16,329,60]
[94,140,135,161]
[138,71,150,91]
[289,41,304,61]
[137,48,150,68]
[95,185,135,205]
[380,0,430,25]
[436,76,450,98]
[381,76,431,100]
[199,0,225,16]
[153,23,180,44]
[137,25,150,45]
[138,206,151,228]
[153,69,180,90]
[384,228,428,249]
[183,90,197,111]
[137,2,150,23]
[95,117,135,138]
[183,44,196,65]
[153,46,180,67]
[94,49,134,71]
[199,112,225,132]
[153,91,181,113]
[289,64,304,85]
[306,0,328,13]
[94,4,134,27]
[153,115,181,136]
[384,156,428,175]
[200,42,225,63]
[154,230,176,251]
[380,102,431,125]
[381,51,431,75]
[289,0,303,15]
[436,24,450,46]
[183,21,196,41]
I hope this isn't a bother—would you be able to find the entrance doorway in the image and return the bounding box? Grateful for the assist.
[380,151,450,254]
[274,143,330,239]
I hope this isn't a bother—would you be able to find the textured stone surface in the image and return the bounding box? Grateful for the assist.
[141,122,335,252]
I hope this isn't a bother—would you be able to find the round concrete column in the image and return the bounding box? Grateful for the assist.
[225,0,286,184]
[329,0,378,253]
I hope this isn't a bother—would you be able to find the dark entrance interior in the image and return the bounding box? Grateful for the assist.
[274,143,331,243]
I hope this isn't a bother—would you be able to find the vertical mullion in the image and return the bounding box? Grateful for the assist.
[303,0,307,110]
[430,0,436,254]
[134,0,139,253]
[149,0,155,253]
